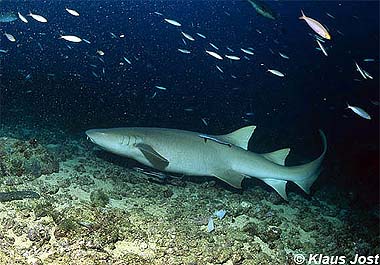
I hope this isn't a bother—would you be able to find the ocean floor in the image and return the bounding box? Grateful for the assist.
[0,123,378,264]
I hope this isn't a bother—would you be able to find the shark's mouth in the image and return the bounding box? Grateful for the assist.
[86,136,95,143]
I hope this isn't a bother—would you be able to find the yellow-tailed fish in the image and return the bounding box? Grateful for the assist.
[299,10,331,40]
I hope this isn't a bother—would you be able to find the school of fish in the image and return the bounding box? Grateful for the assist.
[0,4,377,123]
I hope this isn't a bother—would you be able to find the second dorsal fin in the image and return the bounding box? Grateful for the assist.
[262,148,290,166]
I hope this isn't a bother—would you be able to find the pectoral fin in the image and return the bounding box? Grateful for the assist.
[262,179,288,201]
[136,143,169,170]
[212,170,246,189]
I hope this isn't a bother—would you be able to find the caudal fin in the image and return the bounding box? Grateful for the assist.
[262,130,327,201]
[292,130,327,194]
[299,9,306,20]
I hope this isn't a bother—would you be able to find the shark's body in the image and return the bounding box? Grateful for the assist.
[86,126,327,200]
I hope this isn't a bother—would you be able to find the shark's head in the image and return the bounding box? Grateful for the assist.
[86,128,141,157]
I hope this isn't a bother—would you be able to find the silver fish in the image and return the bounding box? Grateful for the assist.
[347,103,371,120]
[0,12,18,23]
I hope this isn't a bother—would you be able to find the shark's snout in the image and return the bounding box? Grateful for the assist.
[86,129,105,144]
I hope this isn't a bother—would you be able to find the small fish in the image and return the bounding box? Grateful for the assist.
[216,65,224,73]
[181,32,194,41]
[226,47,234,52]
[82,39,91,44]
[184,108,193,112]
[299,10,331,40]
[314,34,325,43]
[206,50,223,60]
[346,103,371,120]
[214,210,226,220]
[4,33,16,42]
[225,55,240,60]
[241,48,254,55]
[0,49,8,53]
[316,40,328,56]
[97,50,105,56]
[0,12,18,23]
[155,85,167,90]
[65,8,80,17]
[60,35,82,43]
[18,12,28,23]
[354,61,367,79]
[164,18,181,27]
[247,0,276,20]
[209,43,219,50]
[91,71,99,78]
[25,73,32,80]
[37,42,43,51]
[201,118,208,126]
[177,48,191,54]
[279,52,289,59]
[363,70,373,80]
[196,33,206,39]
[110,32,118,38]
[123,57,132,64]
[154,12,163,16]
[28,12,48,23]
[207,217,214,232]
[326,12,335,19]
[363,58,375,62]
[267,69,285,77]
[181,38,187,45]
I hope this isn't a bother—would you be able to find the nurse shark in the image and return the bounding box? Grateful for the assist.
[86,126,327,201]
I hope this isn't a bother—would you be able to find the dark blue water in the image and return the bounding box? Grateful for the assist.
[1,1,379,205]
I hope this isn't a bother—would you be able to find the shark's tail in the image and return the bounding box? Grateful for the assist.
[284,130,327,200]
[262,130,327,201]
[291,130,327,194]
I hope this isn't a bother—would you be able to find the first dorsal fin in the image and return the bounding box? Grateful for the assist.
[218,125,256,150]
[262,148,290,166]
